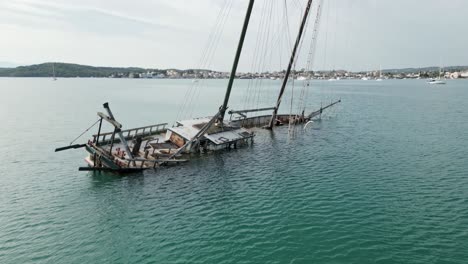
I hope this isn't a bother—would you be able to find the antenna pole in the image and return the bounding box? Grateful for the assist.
[268,0,314,129]
[218,0,255,123]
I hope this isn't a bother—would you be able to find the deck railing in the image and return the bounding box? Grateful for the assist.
[93,123,168,145]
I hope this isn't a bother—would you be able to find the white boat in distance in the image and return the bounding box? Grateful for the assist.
[428,79,446,85]
[429,62,446,85]
[376,65,383,81]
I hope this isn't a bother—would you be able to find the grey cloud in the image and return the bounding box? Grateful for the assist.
[1,1,183,37]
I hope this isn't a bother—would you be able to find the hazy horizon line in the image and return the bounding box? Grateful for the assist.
[2,61,468,73]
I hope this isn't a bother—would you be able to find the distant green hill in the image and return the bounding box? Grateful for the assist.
[1,62,467,78]
[0,63,152,77]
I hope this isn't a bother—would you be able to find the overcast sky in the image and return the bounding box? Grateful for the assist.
[1,0,467,71]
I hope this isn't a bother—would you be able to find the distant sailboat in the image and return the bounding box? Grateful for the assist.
[376,66,383,81]
[52,63,57,81]
[428,79,445,85]
[328,73,339,81]
[428,64,446,85]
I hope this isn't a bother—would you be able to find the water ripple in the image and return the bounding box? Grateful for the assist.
[1,80,468,263]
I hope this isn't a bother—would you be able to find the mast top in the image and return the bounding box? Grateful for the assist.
[218,0,255,124]
[268,0,314,129]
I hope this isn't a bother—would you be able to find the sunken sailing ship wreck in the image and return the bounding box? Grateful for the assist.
[55,0,341,173]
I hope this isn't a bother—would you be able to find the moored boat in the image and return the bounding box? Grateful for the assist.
[428,79,446,85]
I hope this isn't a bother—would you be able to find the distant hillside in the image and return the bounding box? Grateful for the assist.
[1,62,468,78]
[0,63,151,77]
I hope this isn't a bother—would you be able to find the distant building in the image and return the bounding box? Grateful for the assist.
[449,72,460,79]
[140,71,155,78]
[129,72,139,78]
[166,70,180,78]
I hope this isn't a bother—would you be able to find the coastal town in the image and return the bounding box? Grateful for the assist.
[2,62,468,79]
[111,68,468,80]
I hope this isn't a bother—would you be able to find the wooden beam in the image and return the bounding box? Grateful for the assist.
[55,144,86,152]
[307,99,341,119]
[102,102,136,166]
[228,106,276,115]
[78,167,145,172]
[97,112,122,128]
[128,158,188,163]
[94,123,167,136]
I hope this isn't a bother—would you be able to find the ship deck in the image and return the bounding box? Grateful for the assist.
[80,100,340,172]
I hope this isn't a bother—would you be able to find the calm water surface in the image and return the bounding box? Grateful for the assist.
[0,78,467,263]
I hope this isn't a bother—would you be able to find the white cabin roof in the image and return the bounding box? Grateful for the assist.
[168,117,253,145]
[168,117,211,140]
[204,127,252,145]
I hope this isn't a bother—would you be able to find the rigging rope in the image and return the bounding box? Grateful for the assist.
[243,0,270,110]
[69,119,101,145]
[243,0,299,117]
[175,0,233,122]
[254,0,275,113]
[297,0,324,116]
[189,0,234,118]
[331,0,339,73]
[287,0,313,138]
[241,0,277,119]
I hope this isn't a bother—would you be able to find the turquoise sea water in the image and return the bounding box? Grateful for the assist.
[0,78,467,263]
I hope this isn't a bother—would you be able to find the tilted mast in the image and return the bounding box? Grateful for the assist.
[267,0,314,129]
[218,0,255,124]
[163,0,255,159]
